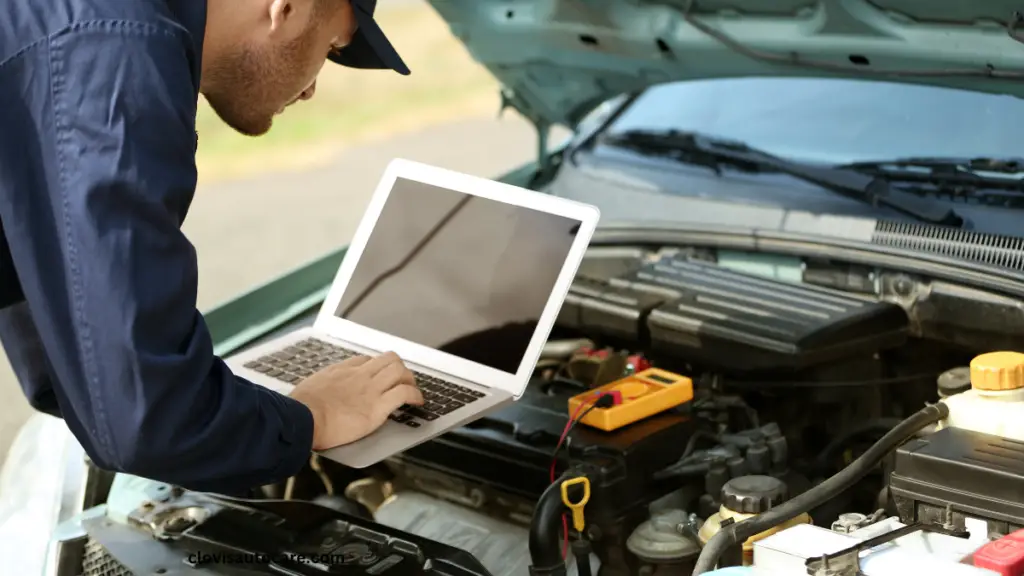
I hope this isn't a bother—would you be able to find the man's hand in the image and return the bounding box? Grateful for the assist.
[288,352,424,450]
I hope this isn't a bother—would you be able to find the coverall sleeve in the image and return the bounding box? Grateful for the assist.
[0,22,314,493]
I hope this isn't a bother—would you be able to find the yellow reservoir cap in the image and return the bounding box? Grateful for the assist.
[970,351,1024,391]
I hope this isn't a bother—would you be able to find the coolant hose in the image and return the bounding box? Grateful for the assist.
[530,475,571,576]
[691,402,949,575]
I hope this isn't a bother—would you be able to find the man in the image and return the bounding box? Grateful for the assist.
[0,0,424,494]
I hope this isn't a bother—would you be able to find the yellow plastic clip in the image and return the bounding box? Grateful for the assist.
[560,477,591,532]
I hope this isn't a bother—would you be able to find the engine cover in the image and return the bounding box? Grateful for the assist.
[559,253,909,372]
[79,490,492,576]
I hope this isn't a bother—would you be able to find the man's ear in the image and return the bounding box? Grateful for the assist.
[267,0,295,33]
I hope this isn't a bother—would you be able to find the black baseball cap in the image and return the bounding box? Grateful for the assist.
[329,0,410,75]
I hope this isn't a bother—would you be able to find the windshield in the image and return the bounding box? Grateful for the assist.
[604,78,1024,164]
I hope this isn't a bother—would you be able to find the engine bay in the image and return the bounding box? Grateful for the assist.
[66,246,1024,576]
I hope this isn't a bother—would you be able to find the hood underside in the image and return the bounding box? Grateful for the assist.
[425,0,1024,127]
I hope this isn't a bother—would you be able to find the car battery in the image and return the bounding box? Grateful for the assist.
[391,377,694,520]
[751,521,994,575]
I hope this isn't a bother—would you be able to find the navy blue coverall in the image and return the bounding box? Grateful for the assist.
[0,0,314,493]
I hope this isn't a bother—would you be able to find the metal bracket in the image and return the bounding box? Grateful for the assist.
[805,522,970,575]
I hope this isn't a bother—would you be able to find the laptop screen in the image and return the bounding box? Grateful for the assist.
[334,177,581,374]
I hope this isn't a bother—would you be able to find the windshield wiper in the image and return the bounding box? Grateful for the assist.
[837,156,1024,192]
[602,129,965,227]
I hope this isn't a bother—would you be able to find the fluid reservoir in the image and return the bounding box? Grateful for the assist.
[940,351,1024,442]
[697,475,811,565]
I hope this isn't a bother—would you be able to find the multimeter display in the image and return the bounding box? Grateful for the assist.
[646,373,676,384]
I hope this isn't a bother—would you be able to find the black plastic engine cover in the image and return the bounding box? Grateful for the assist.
[394,378,694,522]
[82,494,490,576]
[561,254,909,372]
[890,426,1024,532]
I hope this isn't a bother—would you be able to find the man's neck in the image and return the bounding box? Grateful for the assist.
[199,0,229,94]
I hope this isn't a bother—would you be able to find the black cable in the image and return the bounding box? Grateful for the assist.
[651,461,712,482]
[571,540,593,576]
[552,394,616,462]
[338,195,473,318]
[681,430,720,460]
[562,404,600,444]
[691,402,949,575]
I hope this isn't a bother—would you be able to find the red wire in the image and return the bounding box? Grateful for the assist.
[551,401,589,481]
[549,393,605,559]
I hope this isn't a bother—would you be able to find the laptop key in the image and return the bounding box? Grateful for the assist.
[405,407,438,421]
[278,374,299,383]
[424,402,446,413]
[434,404,459,416]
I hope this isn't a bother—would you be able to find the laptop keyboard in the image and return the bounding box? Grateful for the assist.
[243,338,484,427]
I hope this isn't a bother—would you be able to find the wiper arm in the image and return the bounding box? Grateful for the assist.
[602,129,965,227]
[601,129,776,175]
[837,156,1024,192]
[841,156,1024,174]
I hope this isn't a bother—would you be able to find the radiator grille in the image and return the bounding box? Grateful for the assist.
[871,221,1024,271]
[82,537,134,576]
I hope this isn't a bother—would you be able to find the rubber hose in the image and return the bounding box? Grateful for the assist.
[530,475,571,574]
[691,402,948,575]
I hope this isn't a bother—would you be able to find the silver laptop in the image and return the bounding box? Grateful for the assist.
[226,158,600,468]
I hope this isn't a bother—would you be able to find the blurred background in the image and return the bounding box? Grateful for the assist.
[0,0,550,469]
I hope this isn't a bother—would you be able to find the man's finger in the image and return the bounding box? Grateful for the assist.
[360,351,402,376]
[376,384,424,421]
[371,361,415,392]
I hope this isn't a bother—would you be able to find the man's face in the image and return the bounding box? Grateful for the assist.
[203,0,357,136]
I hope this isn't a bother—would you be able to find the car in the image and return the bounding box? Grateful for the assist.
[4,1,1024,575]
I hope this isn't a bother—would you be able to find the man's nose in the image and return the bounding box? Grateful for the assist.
[300,82,317,101]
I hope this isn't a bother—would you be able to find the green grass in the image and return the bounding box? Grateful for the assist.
[195,3,499,183]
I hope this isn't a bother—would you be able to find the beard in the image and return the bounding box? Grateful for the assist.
[203,29,320,137]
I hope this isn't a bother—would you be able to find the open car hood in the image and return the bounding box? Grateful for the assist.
[425,0,1024,127]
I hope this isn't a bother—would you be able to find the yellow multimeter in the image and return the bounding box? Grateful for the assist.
[567,368,693,432]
